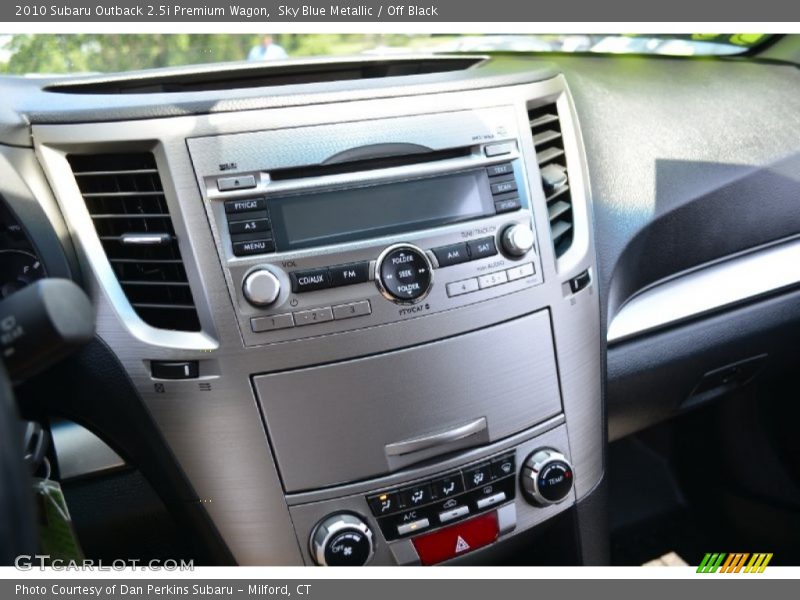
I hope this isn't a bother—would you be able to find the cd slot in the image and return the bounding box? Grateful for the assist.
[269,146,472,182]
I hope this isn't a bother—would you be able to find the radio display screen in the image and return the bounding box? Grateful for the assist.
[269,171,496,251]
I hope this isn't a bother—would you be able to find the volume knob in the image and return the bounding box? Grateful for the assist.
[242,269,281,307]
[501,223,535,257]
[310,513,375,566]
[520,448,574,506]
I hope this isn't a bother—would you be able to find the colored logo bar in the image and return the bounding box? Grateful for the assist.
[697,553,773,573]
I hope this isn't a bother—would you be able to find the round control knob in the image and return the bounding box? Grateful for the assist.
[375,243,433,304]
[310,513,375,566]
[520,448,574,506]
[501,223,535,257]
[242,269,281,307]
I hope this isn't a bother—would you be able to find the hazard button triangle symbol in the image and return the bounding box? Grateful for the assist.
[455,536,470,553]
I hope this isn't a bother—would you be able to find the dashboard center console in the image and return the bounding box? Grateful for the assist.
[27,60,602,565]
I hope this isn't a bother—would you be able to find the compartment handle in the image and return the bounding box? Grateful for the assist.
[385,417,487,457]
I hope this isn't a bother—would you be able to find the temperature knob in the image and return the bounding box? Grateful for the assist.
[520,448,574,506]
[501,223,535,257]
[375,243,433,304]
[242,269,281,307]
[310,513,375,566]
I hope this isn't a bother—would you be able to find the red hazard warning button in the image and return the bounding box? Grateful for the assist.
[411,511,499,565]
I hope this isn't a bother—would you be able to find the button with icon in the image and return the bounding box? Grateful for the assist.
[463,464,493,490]
[490,454,516,479]
[401,484,433,508]
[367,491,401,516]
[431,474,465,499]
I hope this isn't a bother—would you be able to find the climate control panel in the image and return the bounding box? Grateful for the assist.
[365,453,516,541]
[296,437,577,566]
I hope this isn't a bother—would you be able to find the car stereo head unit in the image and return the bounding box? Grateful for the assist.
[188,106,543,346]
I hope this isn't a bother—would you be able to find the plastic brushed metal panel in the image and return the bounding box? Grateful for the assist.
[254,310,561,492]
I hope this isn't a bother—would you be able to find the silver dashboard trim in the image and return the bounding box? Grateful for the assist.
[607,236,800,344]
[31,74,602,565]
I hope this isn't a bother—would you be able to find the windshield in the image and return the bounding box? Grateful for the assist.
[0,34,771,75]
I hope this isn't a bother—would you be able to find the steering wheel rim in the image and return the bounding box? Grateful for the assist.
[0,359,37,565]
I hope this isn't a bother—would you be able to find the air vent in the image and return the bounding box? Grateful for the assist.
[68,153,201,332]
[528,103,574,258]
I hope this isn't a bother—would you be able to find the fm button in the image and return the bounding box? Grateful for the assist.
[376,244,433,305]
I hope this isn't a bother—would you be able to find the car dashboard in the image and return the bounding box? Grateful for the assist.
[3,50,800,566]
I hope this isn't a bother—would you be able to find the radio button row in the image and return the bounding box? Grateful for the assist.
[293,306,334,326]
[329,261,370,287]
[251,313,294,333]
[467,237,497,260]
[434,237,497,273]
[233,239,274,256]
[290,268,331,293]
[332,300,372,321]
[432,243,470,268]
[478,271,509,289]
[507,263,535,281]
[486,162,513,178]
[225,197,266,214]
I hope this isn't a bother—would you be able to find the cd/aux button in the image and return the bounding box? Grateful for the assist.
[290,268,331,293]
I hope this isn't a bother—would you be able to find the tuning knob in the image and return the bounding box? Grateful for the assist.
[310,513,375,566]
[501,223,535,257]
[242,269,281,307]
[520,448,574,506]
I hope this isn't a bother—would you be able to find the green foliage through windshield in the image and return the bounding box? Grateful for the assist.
[0,34,771,75]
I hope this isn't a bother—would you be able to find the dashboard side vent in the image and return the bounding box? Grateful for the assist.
[528,103,574,258]
[68,153,201,331]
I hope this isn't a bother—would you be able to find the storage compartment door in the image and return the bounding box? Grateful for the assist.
[253,310,562,492]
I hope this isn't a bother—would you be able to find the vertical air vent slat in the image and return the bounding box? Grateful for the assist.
[68,152,201,332]
[528,103,574,257]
